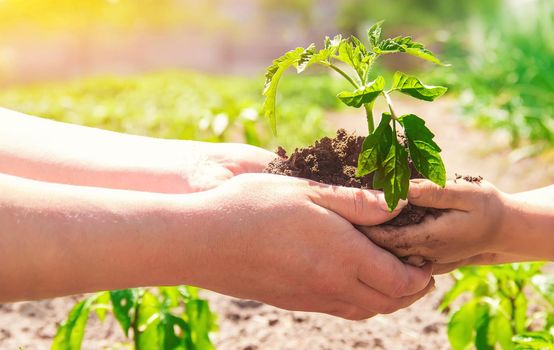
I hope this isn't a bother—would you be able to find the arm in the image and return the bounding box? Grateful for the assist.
[0,107,274,193]
[0,172,433,319]
[358,180,554,272]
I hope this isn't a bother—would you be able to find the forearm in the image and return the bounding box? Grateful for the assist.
[0,173,210,302]
[0,107,206,193]
[500,186,554,261]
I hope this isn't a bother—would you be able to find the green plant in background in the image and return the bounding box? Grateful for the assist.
[263,21,449,210]
[454,0,554,152]
[52,286,217,350]
[441,263,554,350]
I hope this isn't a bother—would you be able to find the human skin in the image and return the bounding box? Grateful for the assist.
[358,179,554,274]
[0,107,275,193]
[0,172,434,320]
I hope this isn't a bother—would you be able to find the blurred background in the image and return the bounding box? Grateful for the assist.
[0,0,552,153]
[0,1,553,349]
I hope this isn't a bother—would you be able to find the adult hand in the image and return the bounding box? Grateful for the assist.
[187,173,435,320]
[180,142,276,192]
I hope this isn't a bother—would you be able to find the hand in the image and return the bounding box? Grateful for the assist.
[180,142,276,192]
[358,179,510,266]
[188,173,434,320]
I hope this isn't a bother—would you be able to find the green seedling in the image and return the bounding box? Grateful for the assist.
[263,21,449,210]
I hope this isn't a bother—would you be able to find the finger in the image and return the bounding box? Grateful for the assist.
[356,222,436,257]
[347,277,435,315]
[354,239,433,297]
[408,180,480,210]
[402,255,427,267]
[308,181,407,226]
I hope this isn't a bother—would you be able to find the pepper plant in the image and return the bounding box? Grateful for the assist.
[263,21,449,210]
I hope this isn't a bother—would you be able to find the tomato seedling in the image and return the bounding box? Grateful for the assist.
[263,21,449,210]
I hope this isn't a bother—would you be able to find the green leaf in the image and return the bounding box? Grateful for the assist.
[400,114,446,187]
[186,299,217,350]
[357,112,392,177]
[377,36,448,65]
[372,167,385,190]
[337,76,384,108]
[514,292,528,334]
[492,314,515,350]
[110,289,138,337]
[368,20,384,48]
[52,296,95,350]
[513,331,554,349]
[474,304,493,350]
[136,291,162,349]
[391,71,448,102]
[448,301,477,350]
[382,137,410,211]
[92,291,111,323]
[439,276,481,311]
[262,47,305,134]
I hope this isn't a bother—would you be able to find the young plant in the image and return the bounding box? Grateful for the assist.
[52,286,217,350]
[263,21,449,210]
[440,263,554,350]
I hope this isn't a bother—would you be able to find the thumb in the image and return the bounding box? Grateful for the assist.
[309,183,406,226]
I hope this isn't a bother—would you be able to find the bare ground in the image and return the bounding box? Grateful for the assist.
[1,99,552,349]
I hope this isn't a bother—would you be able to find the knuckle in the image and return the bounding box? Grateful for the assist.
[350,189,367,219]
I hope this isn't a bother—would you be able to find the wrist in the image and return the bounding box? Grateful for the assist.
[497,191,554,260]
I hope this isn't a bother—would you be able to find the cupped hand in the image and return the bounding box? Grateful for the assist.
[180,142,276,192]
[358,179,510,266]
[189,173,434,320]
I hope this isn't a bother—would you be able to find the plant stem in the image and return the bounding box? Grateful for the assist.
[133,296,141,350]
[326,63,359,88]
[364,102,375,133]
[383,91,399,120]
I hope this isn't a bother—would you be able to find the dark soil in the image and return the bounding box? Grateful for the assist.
[264,129,442,226]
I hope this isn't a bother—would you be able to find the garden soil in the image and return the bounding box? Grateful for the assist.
[1,98,552,350]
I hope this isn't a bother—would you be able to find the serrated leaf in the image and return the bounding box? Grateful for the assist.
[357,113,392,177]
[382,137,410,211]
[110,289,138,337]
[391,71,447,102]
[262,47,305,134]
[52,296,95,350]
[368,20,384,48]
[400,114,446,187]
[337,76,384,108]
[376,36,448,65]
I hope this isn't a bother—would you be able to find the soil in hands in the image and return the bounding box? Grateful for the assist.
[264,129,441,226]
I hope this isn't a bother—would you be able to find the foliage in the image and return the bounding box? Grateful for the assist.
[441,263,554,350]
[0,70,338,151]
[52,286,217,350]
[451,0,554,151]
[262,21,448,210]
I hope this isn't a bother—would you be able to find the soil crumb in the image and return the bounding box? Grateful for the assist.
[264,129,442,226]
[455,173,483,184]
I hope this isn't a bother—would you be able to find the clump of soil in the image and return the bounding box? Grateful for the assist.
[455,173,483,184]
[264,129,441,226]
